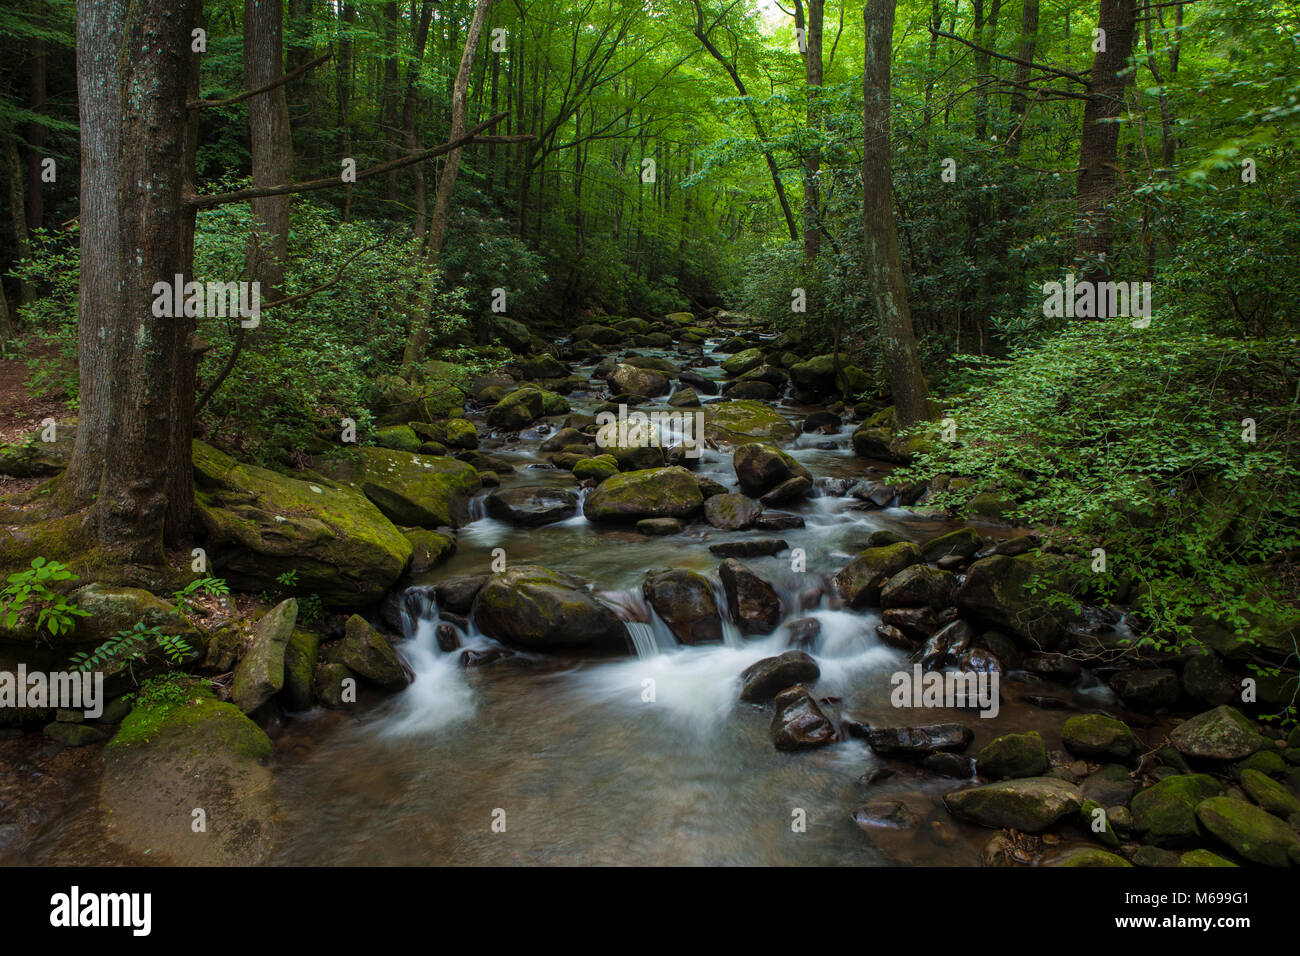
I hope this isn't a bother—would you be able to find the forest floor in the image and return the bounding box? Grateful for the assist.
[0,336,72,497]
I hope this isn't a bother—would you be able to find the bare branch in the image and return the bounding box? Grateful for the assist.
[188,52,333,110]
[930,27,1091,87]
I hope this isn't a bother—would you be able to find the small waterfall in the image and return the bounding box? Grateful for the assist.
[467,493,488,523]
[602,587,679,658]
[378,587,477,737]
[709,578,745,647]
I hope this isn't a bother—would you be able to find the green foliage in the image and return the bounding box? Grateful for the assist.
[1,557,90,638]
[899,318,1300,655]
[173,576,231,616]
[124,672,207,715]
[68,620,193,677]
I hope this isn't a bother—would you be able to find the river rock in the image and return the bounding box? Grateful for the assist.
[740,650,820,701]
[608,363,670,396]
[403,528,456,573]
[832,541,922,608]
[1108,667,1181,710]
[474,566,628,651]
[1082,764,1140,807]
[1061,714,1143,764]
[100,689,275,864]
[783,617,821,648]
[1181,651,1237,706]
[642,569,723,645]
[668,387,700,407]
[759,476,812,505]
[920,528,983,562]
[193,441,412,606]
[314,663,355,707]
[718,558,782,634]
[703,400,798,444]
[957,552,1078,649]
[708,538,787,558]
[486,486,579,526]
[703,493,762,530]
[920,619,973,669]
[572,454,619,483]
[1239,768,1300,817]
[852,800,922,832]
[721,348,764,377]
[1131,773,1223,847]
[880,564,958,610]
[1045,847,1131,867]
[583,466,703,521]
[724,381,778,401]
[339,615,408,689]
[231,598,298,714]
[1022,652,1082,682]
[314,446,481,529]
[1169,705,1264,761]
[977,730,1049,779]
[880,606,943,639]
[754,512,804,531]
[282,628,320,711]
[1196,796,1300,866]
[486,387,547,429]
[679,371,718,395]
[943,777,1084,832]
[865,723,973,758]
[434,574,487,614]
[733,442,813,498]
[770,684,837,751]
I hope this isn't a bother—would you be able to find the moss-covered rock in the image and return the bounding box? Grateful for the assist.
[572,454,619,483]
[583,466,704,521]
[832,541,922,608]
[720,348,764,377]
[486,387,547,430]
[231,598,297,714]
[703,400,798,445]
[101,687,275,864]
[1239,767,1300,817]
[1061,713,1143,764]
[1170,705,1264,762]
[338,615,408,689]
[373,425,421,452]
[443,418,479,449]
[1179,849,1238,867]
[44,722,108,746]
[473,566,628,652]
[732,442,812,498]
[0,419,75,477]
[1046,846,1131,867]
[314,446,481,529]
[402,527,456,573]
[193,441,411,606]
[1131,773,1222,847]
[1195,796,1300,866]
[977,730,1049,779]
[957,552,1079,649]
[943,776,1083,832]
[282,627,320,711]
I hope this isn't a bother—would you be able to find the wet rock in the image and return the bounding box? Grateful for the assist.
[923,752,974,778]
[232,599,298,714]
[720,348,764,377]
[920,619,973,669]
[1179,849,1238,867]
[637,517,684,535]
[1131,773,1223,847]
[740,650,820,702]
[642,569,723,645]
[723,381,778,401]
[852,800,922,832]
[920,527,983,563]
[1082,764,1139,807]
[759,475,812,505]
[315,663,355,707]
[583,466,704,521]
[475,566,628,652]
[832,541,923,608]
[1132,845,1182,867]
[770,684,837,751]
[486,387,548,430]
[708,538,787,558]
[703,493,762,530]
[755,512,804,531]
[865,723,973,758]
[540,427,589,452]
[1239,768,1300,818]
[783,617,821,649]
[435,623,461,653]
[339,615,408,689]
[668,387,700,407]
[679,371,718,395]
[485,486,582,528]
[880,564,959,610]
[281,628,320,711]
[572,454,619,483]
[943,777,1084,832]
[1181,652,1237,706]
[1022,652,1082,683]
[434,574,487,614]
[718,558,783,635]
[1170,706,1264,762]
[733,442,813,498]
[694,476,729,498]
[403,528,456,574]
[956,646,1003,678]
[977,731,1049,779]
[703,400,799,444]
[1196,796,1300,866]
[461,647,513,668]
[875,623,918,651]
[1108,668,1181,710]
[455,450,516,474]
[1044,847,1131,867]
[957,553,1078,649]
[803,411,841,434]
[1061,714,1143,764]
[881,606,943,639]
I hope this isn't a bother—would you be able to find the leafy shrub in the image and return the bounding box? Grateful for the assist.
[1,557,90,638]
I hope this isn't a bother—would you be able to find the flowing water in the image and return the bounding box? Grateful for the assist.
[262,338,1118,867]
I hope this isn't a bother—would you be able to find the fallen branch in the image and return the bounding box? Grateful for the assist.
[188,52,332,110]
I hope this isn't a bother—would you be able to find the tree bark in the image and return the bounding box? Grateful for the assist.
[863,0,929,428]
[245,0,293,298]
[1075,0,1137,282]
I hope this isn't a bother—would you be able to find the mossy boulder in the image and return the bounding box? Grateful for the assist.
[732,442,812,498]
[491,316,532,353]
[231,598,297,714]
[1046,847,1131,867]
[583,466,704,522]
[193,441,411,606]
[1239,767,1300,817]
[608,363,670,396]
[473,566,628,652]
[486,387,547,430]
[52,583,202,651]
[101,687,275,864]
[920,528,984,563]
[832,541,922,609]
[0,419,75,477]
[338,615,408,689]
[369,372,463,425]
[703,493,762,531]
[977,730,1049,779]
[572,454,619,483]
[1061,713,1143,764]
[282,627,320,711]
[443,418,479,449]
[943,776,1083,832]
[1179,849,1238,867]
[957,553,1079,649]
[314,446,481,529]
[704,400,798,445]
[373,425,421,452]
[720,348,765,377]
[641,569,723,645]
[402,527,456,574]
[1169,705,1264,762]
[1130,773,1223,847]
[1196,796,1300,866]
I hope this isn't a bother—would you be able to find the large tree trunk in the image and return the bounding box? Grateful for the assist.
[404,0,494,364]
[402,1,435,244]
[60,0,201,564]
[863,0,929,428]
[245,0,293,297]
[1075,0,1137,282]
[1006,0,1039,157]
